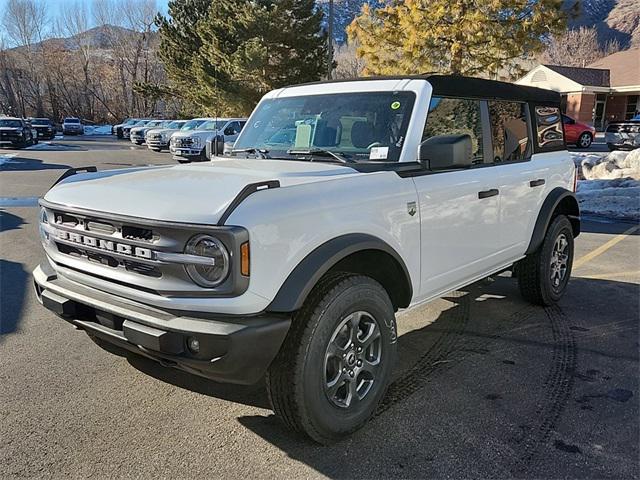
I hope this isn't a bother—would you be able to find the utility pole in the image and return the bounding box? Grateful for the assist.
[327,0,334,79]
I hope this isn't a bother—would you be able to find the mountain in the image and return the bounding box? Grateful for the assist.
[9,25,146,53]
[570,0,640,48]
[319,0,640,48]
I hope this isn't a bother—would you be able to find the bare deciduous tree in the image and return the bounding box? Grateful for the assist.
[541,27,621,68]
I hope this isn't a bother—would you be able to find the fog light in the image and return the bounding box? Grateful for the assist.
[187,337,200,353]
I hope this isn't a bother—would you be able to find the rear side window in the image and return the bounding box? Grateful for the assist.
[487,101,531,162]
[423,97,484,164]
[535,107,564,150]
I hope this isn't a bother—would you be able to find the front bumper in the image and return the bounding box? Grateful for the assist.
[130,134,145,143]
[170,145,204,159]
[33,263,291,384]
[147,139,167,149]
[605,132,640,149]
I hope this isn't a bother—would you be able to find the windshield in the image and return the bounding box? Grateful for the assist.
[133,120,149,127]
[125,119,138,125]
[0,119,22,128]
[167,121,186,129]
[181,119,206,131]
[234,92,415,162]
[146,120,163,127]
[198,120,224,131]
[31,118,50,125]
[64,118,80,124]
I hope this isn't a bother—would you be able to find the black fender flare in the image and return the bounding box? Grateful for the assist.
[267,233,413,313]
[526,187,580,255]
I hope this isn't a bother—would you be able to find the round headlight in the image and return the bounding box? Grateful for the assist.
[184,234,229,287]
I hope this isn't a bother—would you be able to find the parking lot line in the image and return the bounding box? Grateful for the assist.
[578,270,640,280]
[574,224,640,269]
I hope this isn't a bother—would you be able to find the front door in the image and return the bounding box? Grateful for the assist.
[413,96,502,300]
[593,94,607,131]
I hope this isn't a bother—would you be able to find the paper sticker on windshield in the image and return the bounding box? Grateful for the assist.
[391,101,401,110]
[370,146,389,160]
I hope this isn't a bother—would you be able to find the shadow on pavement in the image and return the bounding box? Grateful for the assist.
[0,259,28,337]
[581,217,640,235]
[0,156,71,171]
[90,336,269,409]
[235,277,639,478]
[0,210,25,232]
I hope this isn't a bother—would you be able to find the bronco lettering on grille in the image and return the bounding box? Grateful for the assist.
[55,229,153,259]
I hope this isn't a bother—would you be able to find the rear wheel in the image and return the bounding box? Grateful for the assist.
[517,215,574,305]
[266,274,397,444]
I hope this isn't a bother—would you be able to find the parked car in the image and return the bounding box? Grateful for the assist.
[605,118,640,150]
[562,115,595,148]
[146,120,188,151]
[205,120,247,159]
[113,118,139,139]
[130,120,169,145]
[170,118,247,162]
[62,117,84,135]
[34,75,579,444]
[29,117,56,140]
[122,119,150,140]
[0,117,35,148]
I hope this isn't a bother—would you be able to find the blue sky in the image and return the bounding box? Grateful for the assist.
[0,0,169,41]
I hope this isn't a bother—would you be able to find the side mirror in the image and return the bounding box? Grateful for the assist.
[418,134,473,170]
[211,134,225,158]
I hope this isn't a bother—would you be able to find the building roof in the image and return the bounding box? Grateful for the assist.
[588,48,640,87]
[543,65,610,87]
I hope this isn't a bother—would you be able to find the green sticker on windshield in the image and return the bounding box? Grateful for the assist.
[391,101,401,110]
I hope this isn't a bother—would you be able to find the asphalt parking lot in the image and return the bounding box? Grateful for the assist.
[1,136,638,479]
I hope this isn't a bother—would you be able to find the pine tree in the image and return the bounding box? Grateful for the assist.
[155,0,216,110]
[347,0,576,78]
[156,0,328,116]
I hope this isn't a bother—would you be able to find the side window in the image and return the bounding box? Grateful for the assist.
[423,96,484,165]
[224,122,240,135]
[535,106,564,150]
[487,101,531,162]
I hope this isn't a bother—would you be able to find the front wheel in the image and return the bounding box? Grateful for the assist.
[577,132,592,148]
[517,215,574,305]
[266,274,397,444]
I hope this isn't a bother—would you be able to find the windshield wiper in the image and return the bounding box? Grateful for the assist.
[231,147,270,159]
[287,148,355,164]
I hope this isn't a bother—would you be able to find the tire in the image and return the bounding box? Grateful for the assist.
[517,215,574,306]
[577,132,592,148]
[266,273,397,444]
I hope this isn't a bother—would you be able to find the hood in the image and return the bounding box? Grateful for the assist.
[172,129,217,140]
[0,127,21,132]
[146,127,171,136]
[43,158,362,224]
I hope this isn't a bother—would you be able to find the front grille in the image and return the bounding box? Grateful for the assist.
[173,138,193,147]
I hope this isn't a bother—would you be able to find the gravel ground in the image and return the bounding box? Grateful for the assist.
[1,136,638,479]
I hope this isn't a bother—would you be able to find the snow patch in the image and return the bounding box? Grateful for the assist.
[0,153,17,166]
[572,149,640,221]
[83,125,113,135]
[571,149,640,180]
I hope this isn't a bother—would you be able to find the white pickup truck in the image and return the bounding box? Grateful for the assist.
[34,75,579,443]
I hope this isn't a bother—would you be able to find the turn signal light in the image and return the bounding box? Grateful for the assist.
[241,242,250,276]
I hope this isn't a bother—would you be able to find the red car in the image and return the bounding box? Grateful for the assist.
[562,115,595,148]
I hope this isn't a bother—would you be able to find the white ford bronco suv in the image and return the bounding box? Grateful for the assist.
[34,75,579,443]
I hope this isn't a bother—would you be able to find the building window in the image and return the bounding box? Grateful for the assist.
[626,95,639,120]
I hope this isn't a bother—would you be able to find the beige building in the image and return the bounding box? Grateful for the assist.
[517,49,640,130]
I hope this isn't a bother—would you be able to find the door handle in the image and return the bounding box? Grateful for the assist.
[478,189,499,199]
[529,179,545,187]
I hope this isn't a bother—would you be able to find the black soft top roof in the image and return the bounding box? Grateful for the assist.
[293,74,561,106]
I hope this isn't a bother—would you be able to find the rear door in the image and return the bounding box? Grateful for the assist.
[484,100,545,262]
